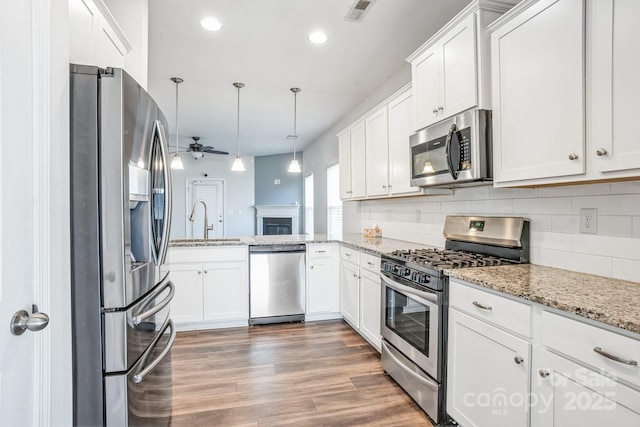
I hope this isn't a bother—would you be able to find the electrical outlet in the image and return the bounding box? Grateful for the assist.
[274,179,280,185]
[580,208,597,234]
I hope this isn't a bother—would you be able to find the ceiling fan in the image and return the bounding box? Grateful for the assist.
[177,136,229,159]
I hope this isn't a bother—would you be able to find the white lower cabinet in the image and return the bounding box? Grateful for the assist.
[447,279,640,427]
[306,244,341,321]
[447,308,531,427]
[340,258,360,328]
[339,246,381,351]
[534,349,640,427]
[359,268,381,349]
[166,246,248,330]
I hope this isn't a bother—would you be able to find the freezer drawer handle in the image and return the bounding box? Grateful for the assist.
[593,347,637,366]
[133,319,176,384]
[132,280,175,326]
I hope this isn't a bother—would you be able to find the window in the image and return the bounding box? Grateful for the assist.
[327,164,342,237]
[304,174,314,235]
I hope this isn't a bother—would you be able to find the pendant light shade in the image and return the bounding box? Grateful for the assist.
[231,82,245,172]
[287,87,301,173]
[170,77,184,170]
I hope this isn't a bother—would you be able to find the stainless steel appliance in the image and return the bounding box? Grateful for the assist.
[380,216,530,424]
[249,244,306,325]
[70,65,175,426]
[410,109,492,188]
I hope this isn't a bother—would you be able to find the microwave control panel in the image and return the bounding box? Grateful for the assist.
[455,127,472,170]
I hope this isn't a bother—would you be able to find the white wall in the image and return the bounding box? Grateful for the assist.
[345,181,640,282]
[170,155,255,238]
[302,64,411,233]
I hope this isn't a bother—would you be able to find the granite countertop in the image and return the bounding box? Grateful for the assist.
[169,233,436,256]
[445,264,640,335]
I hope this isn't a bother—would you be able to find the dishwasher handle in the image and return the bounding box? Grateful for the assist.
[249,244,306,253]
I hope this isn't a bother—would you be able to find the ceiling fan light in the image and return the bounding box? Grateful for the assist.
[171,153,184,170]
[288,159,301,173]
[190,151,204,159]
[231,156,245,172]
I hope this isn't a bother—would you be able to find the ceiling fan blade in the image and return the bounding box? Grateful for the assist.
[202,148,229,155]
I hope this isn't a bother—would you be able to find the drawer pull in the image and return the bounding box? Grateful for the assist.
[367,261,375,267]
[514,356,524,365]
[539,369,550,378]
[593,347,638,366]
[472,301,492,311]
[316,250,326,254]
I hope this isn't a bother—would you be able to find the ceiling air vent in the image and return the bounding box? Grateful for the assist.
[344,0,377,23]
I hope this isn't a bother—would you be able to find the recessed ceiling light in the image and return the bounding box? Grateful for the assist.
[200,17,222,31]
[309,31,328,44]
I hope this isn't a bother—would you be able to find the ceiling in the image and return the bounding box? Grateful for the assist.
[147,0,470,157]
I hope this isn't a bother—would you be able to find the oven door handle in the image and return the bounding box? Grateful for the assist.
[445,122,459,180]
[382,340,439,391]
[381,273,438,305]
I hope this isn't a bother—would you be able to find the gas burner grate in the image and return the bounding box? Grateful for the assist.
[390,248,518,270]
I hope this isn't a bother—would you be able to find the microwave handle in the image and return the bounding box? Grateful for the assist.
[445,123,459,180]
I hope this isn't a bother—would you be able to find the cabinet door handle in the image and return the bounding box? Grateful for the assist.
[204,270,208,274]
[596,148,608,156]
[568,153,579,161]
[514,356,524,365]
[382,185,387,189]
[310,266,314,269]
[539,369,550,378]
[353,273,358,278]
[593,347,638,366]
[316,250,326,254]
[432,107,439,114]
[345,253,351,257]
[438,106,444,112]
[472,301,492,311]
[197,271,202,274]
[367,261,375,267]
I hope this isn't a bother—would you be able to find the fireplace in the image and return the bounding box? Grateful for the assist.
[254,205,300,235]
[262,217,292,235]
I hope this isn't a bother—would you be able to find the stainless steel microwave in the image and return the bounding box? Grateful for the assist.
[410,109,492,187]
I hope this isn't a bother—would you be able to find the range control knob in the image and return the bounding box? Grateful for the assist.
[404,267,411,276]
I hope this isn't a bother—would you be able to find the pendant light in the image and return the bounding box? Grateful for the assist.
[287,87,301,173]
[231,82,246,172]
[170,77,184,170]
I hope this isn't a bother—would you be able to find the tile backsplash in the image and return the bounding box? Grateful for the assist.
[343,181,640,283]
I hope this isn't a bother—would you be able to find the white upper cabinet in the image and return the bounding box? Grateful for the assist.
[338,85,420,201]
[338,130,352,200]
[338,122,366,200]
[350,121,367,199]
[491,0,640,187]
[365,106,389,197]
[491,0,585,185]
[407,1,515,131]
[388,88,420,195]
[69,0,131,70]
[589,0,640,177]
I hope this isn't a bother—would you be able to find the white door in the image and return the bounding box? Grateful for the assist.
[364,106,389,197]
[349,121,366,199]
[0,0,72,425]
[337,131,352,200]
[186,179,224,238]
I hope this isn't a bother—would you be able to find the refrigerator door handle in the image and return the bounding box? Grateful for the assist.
[151,120,173,265]
[132,280,175,326]
[133,319,176,384]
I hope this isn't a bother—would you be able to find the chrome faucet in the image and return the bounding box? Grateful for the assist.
[189,199,214,239]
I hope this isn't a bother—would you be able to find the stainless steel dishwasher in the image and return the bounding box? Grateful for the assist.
[249,244,306,325]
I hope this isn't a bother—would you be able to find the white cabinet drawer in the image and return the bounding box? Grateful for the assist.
[169,246,247,264]
[340,245,360,263]
[449,279,532,338]
[359,252,380,273]
[541,311,640,389]
[307,243,338,259]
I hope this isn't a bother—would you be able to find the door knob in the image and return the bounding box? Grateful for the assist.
[11,305,49,336]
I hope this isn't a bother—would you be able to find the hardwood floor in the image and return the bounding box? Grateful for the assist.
[169,320,433,426]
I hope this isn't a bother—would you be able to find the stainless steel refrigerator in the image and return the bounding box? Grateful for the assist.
[70,65,175,426]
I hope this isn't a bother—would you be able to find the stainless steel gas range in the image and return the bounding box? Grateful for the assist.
[380,216,530,425]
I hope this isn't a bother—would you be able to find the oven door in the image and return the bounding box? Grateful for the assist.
[380,273,440,380]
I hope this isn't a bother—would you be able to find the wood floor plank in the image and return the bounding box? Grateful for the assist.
[169,320,433,427]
